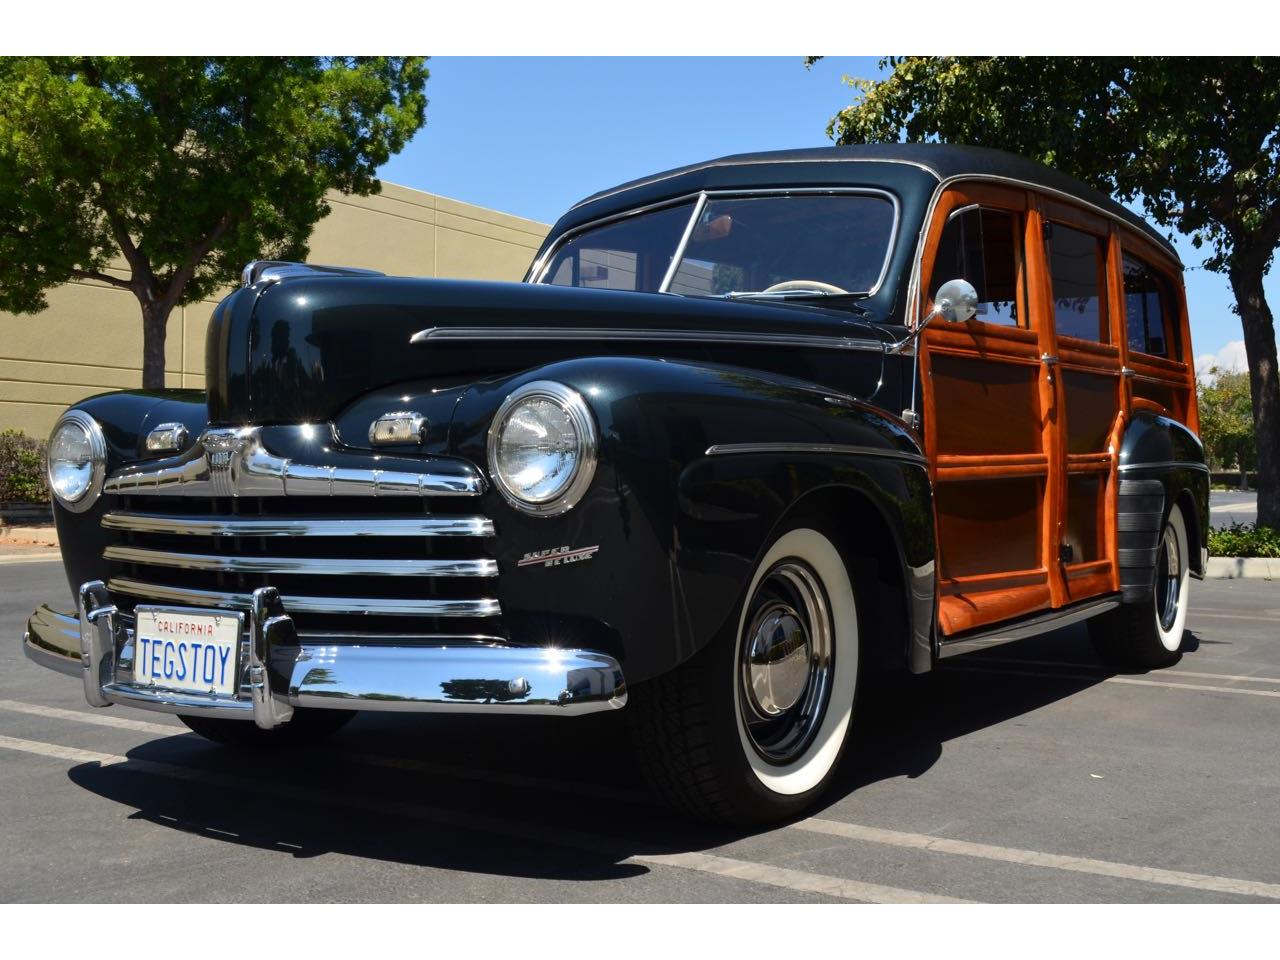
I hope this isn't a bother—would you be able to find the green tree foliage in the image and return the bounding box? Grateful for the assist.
[0,57,428,387]
[817,56,1280,529]
[1198,368,1256,478]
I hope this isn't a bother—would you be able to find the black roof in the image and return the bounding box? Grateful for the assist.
[559,143,1177,263]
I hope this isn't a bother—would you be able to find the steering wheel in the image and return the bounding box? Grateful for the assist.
[761,279,848,295]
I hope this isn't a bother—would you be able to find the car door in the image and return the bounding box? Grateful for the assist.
[917,183,1055,636]
[1034,198,1126,608]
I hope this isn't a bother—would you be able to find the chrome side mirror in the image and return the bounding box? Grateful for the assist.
[886,278,980,356]
[931,278,979,324]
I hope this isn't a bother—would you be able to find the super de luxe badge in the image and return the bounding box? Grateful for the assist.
[517,544,600,569]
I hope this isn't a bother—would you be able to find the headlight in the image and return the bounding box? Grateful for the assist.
[487,380,598,516]
[46,410,107,513]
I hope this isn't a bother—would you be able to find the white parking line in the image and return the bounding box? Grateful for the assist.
[970,659,1280,686]
[0,699,179,734]
[945,663,1280,698]
[0,698,640,803]
[796,818,1280,901]
[1190,611,1280,623]
[4,699,1276,901]
[0,732,966,904]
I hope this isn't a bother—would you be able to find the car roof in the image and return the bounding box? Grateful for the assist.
[558,143,1178,264]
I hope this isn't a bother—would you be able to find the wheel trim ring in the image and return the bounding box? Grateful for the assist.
[1156,522,1181,632]
[737,559,835,765]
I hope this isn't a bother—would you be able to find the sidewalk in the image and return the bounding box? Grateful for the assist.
[0,524,61,563]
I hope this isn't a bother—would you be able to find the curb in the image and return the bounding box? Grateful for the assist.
[1205,557,1278,580]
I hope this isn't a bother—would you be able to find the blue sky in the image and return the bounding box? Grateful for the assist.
[377,56,1270,370]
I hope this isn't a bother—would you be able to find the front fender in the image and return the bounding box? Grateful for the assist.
[452,356,932,682]
[49,390,208,605]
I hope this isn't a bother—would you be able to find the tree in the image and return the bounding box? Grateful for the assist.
[1198,368,1256,486]
[0,56,428,388]
[817,57,1280,528]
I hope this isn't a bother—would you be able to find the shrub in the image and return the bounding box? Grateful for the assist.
[1209,522,1280,559]
[0,429,48,503]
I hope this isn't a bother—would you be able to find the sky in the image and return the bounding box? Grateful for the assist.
[377,56,1272,372]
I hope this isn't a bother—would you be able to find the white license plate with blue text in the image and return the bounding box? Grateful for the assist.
[134,606,242,697]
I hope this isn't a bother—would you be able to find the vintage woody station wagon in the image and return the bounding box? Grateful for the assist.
[25,145,1208,824]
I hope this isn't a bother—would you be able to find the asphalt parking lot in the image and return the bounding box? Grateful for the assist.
[2,558,1278,903]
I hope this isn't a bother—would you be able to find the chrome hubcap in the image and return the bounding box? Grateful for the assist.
[739,560,833,764]
[1155,521,1182,632]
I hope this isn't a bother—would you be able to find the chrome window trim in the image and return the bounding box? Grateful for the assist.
[529,187,902,302]
[101,512,495,538]
[107,577,501,618]
[486,380,599,517]
[905,173,1183,328]
[704,442,927,466]
[1117,460,1210,474]
[102,545,498,579]
[658,191,708,292]
[411,325,886,354]
[47,409,108,514]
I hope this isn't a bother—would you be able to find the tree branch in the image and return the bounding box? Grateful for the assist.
[69,268,135,292]
[156,211,236,314]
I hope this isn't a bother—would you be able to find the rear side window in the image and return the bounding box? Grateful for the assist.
[928,206,1025,326]
[1123,253,1178,359]
[1046,222,1108,343]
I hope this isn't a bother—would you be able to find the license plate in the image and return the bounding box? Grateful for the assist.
[133,606,243,697]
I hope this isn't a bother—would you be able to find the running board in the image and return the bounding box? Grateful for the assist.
[937,595,1120,659]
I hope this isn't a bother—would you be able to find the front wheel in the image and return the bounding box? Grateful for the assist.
[628,526,862,825]
[180,708,355,749]
[1088,501,1191,670]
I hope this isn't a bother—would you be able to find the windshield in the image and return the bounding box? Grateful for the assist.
[538,193,896,298]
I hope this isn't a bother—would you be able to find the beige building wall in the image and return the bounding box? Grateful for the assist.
[0,181,549,438]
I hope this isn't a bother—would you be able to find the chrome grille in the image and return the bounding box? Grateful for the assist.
[101,500,501,636]
[97,426,501,640]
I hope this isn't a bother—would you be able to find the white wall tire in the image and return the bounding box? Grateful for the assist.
[1088,501,1191,670]
[732,528,858,797]
[628,522,865,824]
[1154,503,1191,654]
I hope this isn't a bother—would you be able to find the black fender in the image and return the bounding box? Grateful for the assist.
[451,355,934,683]
[1117,412,1210,601]
[47,389,208,604]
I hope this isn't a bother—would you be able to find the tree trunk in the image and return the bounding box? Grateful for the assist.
[140,300,173,390]
[1228,265,1280,530]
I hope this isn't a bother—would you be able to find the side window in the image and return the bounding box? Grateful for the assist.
[1123,252,1178,359]
[928,206,1024,326]
[1046,222,1108,342]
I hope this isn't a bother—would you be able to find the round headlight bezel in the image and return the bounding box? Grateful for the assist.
[46,410,107,513]
[486,380,598,517]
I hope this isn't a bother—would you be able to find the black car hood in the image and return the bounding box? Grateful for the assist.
[205,276,890,425]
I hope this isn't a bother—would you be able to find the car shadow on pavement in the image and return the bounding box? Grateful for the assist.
[62,623,1149,889]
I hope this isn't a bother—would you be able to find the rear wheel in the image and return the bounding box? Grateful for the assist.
[180,708,355,749]
[628,526,863,825]
[1088,501,1190,670]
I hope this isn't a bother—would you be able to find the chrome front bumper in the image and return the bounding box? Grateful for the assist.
[23,581,627,727]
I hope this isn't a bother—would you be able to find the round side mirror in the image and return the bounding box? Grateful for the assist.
[933,279,979,323]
